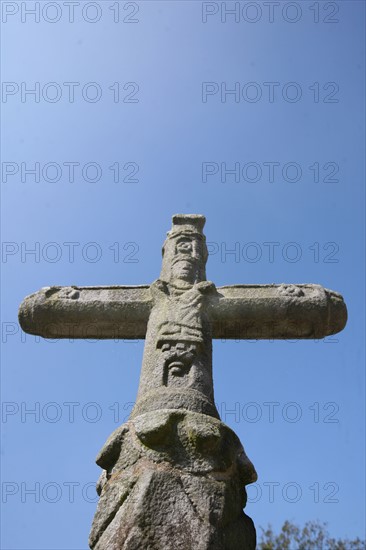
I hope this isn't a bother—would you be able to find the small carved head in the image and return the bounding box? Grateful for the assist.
[160,215,208,284]
[161,342,197,386]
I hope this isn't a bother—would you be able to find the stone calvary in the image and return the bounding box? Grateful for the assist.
[19,214,347,550]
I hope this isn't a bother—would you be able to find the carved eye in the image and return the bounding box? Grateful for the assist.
[177,241,192,253]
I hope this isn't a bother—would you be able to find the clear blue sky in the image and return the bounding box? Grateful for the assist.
[1,1,365,548]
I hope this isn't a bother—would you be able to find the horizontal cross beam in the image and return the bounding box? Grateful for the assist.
[19,283,347,340]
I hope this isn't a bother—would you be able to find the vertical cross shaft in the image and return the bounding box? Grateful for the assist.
[89,215,257,549]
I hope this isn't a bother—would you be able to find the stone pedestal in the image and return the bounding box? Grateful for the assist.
[89,410,256,550]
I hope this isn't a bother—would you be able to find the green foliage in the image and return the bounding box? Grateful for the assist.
[258,520,365,550]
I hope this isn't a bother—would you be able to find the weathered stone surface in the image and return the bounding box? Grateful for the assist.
[18,214,348,550]
[18,285,152,339]
[89,410,256,550]
[19,283,346,340]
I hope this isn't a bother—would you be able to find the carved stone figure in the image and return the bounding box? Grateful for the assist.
[19,214,347,550]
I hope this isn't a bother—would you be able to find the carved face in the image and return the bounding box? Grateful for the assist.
[160,230,208,284]
[161,342,197,387]
[171,237,200,283]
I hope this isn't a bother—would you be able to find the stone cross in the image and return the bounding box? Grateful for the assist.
[19,214,347,550]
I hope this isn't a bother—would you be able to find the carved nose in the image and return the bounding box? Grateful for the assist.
[168,361,186,376]
[165,351,194,363]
